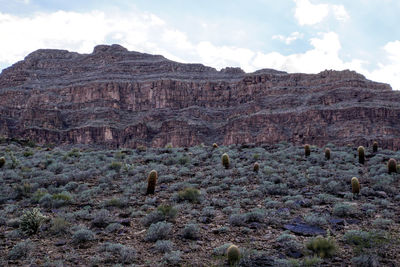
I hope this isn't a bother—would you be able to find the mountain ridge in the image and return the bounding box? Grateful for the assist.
[0,44,399,149]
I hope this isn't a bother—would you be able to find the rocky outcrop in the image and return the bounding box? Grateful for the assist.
[0,44,399,149]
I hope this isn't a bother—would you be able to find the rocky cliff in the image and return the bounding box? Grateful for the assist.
[0,44,399,149]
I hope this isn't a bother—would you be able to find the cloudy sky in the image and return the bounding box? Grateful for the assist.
[0,0,399,89]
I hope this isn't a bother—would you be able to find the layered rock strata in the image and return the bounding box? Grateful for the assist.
[0,44,399,149]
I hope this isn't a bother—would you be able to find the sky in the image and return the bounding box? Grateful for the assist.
[0,0,399,89]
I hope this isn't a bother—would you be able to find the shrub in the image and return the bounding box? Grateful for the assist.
[306,235,337,258]
[162,250,182,265]
[145,221,172,242]
[332,203,357,217]
[177,187,201,203]
[105,223,123,233]
[50,217,70,235]
[101,242,136,264]
[7,240,34,260]
[343,229,389,251]
[20,208,47,235]
[0,157,5,168]
[253,162,260,173]
[372,141,378,153]
[147,170,158,195]
[351,177,360,194]
[372,218,393,230]
[182,223,200,240]
[154,240,174,253]
[109,161,122,172]
[304,213,328,227]
[352,254,379,267]
[324,148,331,160]
[358,146,365,164]
[72,228,95,244]
[304,144,311,157]
[52,191,73,207]
[157,204,178,221]
[227,245,241,265]
[91,209,111,228]
[388,158,397,174]
[222,153,230,169]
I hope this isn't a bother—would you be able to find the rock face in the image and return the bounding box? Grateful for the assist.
[0,44,399,149]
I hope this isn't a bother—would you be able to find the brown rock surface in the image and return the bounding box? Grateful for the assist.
[0,44,399,149]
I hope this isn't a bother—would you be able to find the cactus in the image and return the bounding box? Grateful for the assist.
[227,244,240,265]
[212,143,218,148]
[253,162,259,173]
[372,141,378,153]
[0,157,5,168]
[222,153,230,169]
[146,170,158,195]
[324,148,331,160]
[351,177,360,194]
[388,158,397,174]
[304,144,311,157]
[357,146,365,164]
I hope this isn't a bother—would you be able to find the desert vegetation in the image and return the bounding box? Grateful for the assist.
[0,139,400,266]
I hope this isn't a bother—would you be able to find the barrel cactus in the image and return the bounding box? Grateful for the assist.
[0,157,5,168]
[304,144,311,157]
[227,244,240,265]
[253,162,260,173]
[222,153,230,169]
[388,158,397,174]
[351,177,360,194]
[357,146,365,164]
[324,148,331,160]
[372,141,378,153]
[146,170,158,195]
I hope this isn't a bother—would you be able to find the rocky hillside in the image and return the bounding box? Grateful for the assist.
[0,44,399,149]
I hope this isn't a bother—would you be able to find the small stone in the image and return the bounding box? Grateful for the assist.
[283,223,326,236]
[55,239,67,246]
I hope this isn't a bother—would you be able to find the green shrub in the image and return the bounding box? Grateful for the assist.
[306,235,337,258]
[177,187,201,203]
[50,217,70,235]
[20,208,47,235]
[109,161,122,172]
[157,204,178,221]
[343,229,389,252]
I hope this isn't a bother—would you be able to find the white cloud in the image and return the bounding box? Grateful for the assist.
[366,41,400,90]
[272,32,304,44]
[332,5,350,21]
[293,0,349,25]
[0,9,397,90]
